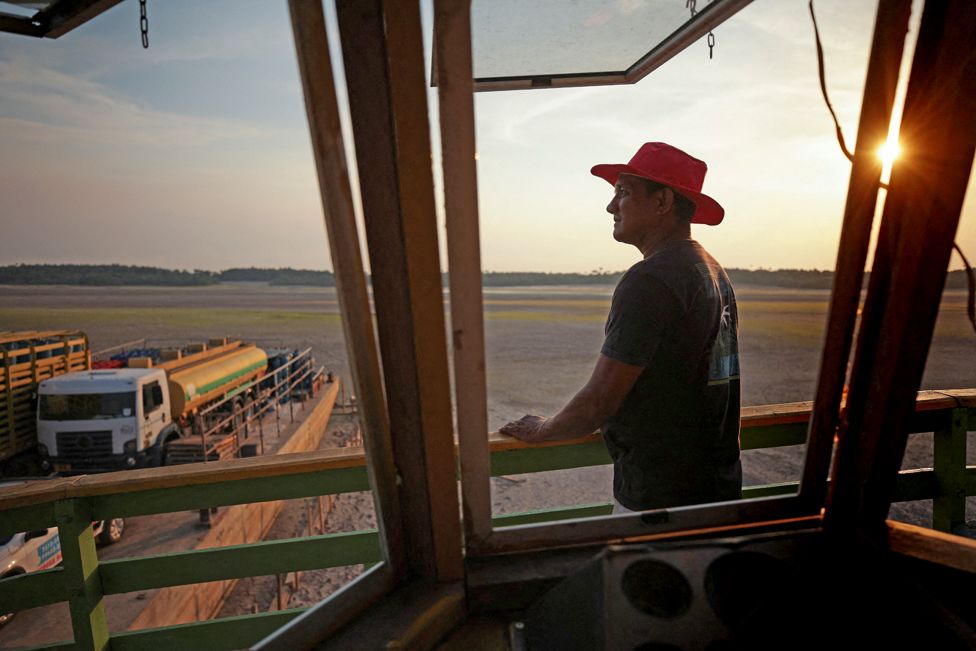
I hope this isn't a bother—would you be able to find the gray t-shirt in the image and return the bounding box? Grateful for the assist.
[601,239,742,510]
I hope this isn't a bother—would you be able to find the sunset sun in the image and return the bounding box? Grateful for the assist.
[878,138,901,173]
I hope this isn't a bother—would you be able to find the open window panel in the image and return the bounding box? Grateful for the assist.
[439,0,976,566]
[0,0,120,38]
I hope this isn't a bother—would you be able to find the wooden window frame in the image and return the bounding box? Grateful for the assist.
[437,0,919,556]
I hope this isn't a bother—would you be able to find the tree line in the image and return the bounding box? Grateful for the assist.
[0,263,969,290]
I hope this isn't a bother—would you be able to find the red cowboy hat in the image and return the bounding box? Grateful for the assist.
[590,142,725,226]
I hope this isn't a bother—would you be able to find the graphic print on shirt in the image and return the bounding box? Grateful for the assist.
[696,263,740,385]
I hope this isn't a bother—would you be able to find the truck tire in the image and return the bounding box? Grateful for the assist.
[97,518,125,545]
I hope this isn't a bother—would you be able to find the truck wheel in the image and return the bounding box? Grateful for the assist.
[97,518,125,545]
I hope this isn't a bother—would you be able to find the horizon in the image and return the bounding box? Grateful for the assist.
[0,261,853,274]
[1,1,974,273]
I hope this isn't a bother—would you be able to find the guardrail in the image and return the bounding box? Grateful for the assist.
[0,389,972,650]
[189,349,325,462]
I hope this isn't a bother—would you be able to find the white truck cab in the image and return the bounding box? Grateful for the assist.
[37,368,176,473]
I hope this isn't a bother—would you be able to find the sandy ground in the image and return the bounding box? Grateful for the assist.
[0,282,972,639]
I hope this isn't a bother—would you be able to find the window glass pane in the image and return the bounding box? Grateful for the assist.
[471,0,692,78]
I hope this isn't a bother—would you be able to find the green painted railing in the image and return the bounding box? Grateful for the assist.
[0,391,972,650]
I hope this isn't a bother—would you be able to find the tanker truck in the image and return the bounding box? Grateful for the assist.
[36,339,268,474]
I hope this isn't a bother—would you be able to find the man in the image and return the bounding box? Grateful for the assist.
[500,142,741,512]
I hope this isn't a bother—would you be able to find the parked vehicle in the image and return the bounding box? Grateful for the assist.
[0,331,90,476]
[0,517,122,627]
[36,339,269,473]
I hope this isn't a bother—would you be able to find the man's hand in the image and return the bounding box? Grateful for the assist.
[499,415,548,442]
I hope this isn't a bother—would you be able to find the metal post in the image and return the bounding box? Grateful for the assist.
[196,413,207,463]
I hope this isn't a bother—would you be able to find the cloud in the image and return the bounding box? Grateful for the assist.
[0,57,273,149]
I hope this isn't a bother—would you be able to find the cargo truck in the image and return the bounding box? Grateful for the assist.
[36,339,269,473]
[0,331,91,476]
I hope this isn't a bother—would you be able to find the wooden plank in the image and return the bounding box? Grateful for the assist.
[887,520,976,575]
[894,468,940,503]
[336,0,463,582]
[287,0,404,576]
[472,495,807,555]
[100,530,381,595]
[11,642,74,651]
[933,408,968,532]
[90,467,367,523]
[825,0,976,533]
[55,499,108,651]
[0,567,66,614]
[742,422,808,450]
[435,0,493,550]
[112,607,308,651]
[800,0,913,511]
[493,503,613,526]
[252,564,395,650]
[309,579,465,650]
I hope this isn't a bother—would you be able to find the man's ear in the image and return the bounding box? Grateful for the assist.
[657,187,676,215]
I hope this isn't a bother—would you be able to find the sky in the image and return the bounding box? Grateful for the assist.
[0,0,973,273]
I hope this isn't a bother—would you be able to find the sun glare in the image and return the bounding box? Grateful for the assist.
[878,138,901,178]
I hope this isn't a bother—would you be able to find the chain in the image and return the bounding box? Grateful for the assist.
[139,0,149,49]
[687,0,716,59]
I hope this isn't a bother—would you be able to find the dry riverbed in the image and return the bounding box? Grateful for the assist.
[0,282,973,636]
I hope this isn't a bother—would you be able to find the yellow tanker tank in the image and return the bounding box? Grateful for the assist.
[167,345,268,418]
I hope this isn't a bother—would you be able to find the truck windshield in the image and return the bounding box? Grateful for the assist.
[39,392,136,420]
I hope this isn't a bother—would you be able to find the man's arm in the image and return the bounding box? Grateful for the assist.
[500,354,644,442]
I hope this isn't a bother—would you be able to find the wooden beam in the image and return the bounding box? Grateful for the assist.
[252,564,395,651]
[886,520,976,575]
[471,495,808,555]
[800,0,912,512]
[314,580,465,650]
[825,0,976,533]
[55,499,109,651]
[287,0,405,575]
[115,607,309,651]
[99,530,382,595]
[434,0,493,547]
[335,0,464,582]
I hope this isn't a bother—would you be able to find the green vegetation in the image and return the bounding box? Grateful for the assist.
[220,267,337,286]
[0,264,218,286]
[0,264,970,290]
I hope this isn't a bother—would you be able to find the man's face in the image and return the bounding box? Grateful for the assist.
[606,174,658,246]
